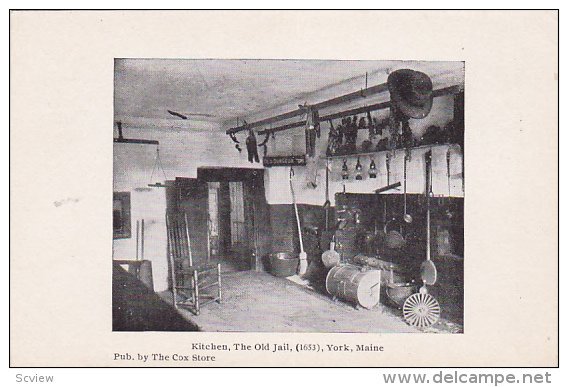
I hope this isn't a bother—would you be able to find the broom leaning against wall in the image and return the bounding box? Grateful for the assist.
[289,167,308,276]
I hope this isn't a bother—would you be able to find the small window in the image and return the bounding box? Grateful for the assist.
[113,192,131,239]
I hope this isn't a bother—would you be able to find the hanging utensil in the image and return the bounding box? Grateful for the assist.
[383,152,392,229]
[383,151,405,249]
[403,148,413,224]
[323,159,331,230]
[366,109,375,138]
[321,235,340,268]
[403,151,441,329]
[386,151,392,186]
[446,147,452,197]
[420,150,438,287]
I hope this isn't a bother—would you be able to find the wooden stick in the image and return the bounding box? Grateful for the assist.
[374,182,402,193]
[140,219,145,261]
[135,220,140,260]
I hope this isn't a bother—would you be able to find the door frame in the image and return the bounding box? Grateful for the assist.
[197,167,269,271]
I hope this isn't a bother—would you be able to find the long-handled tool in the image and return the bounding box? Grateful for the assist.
[323,159,331,230]
[290,168,308,276]
[446,147,452,197]
[421,150,438,286]
[403,150,440,328]
[403,149,413,224]
[383,152,392,229]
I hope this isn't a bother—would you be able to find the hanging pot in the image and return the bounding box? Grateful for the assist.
[384,218,406,249]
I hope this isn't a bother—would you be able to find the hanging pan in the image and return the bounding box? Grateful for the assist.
[384,151,407,249]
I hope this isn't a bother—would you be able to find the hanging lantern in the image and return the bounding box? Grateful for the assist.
[369,157,377,178]
[342,159,349,180]
[355,157,363,180]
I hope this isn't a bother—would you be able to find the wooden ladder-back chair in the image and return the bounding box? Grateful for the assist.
[166,211,221,315]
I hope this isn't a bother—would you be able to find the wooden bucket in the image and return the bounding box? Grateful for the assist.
[326,265,381,309]
[269,252,299,277]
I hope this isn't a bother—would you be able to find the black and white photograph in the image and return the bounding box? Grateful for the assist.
[10,9,558,370]
[113,59,465,333]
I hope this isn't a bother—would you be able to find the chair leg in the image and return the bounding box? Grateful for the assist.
[193,270,200,315]
[217,263,222,303]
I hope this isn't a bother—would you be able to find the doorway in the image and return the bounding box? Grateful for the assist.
[207,181,250,271]
[166,168,270,273]
[200,167,271,272]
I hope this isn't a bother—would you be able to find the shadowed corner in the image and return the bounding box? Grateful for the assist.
[112,263,199,332]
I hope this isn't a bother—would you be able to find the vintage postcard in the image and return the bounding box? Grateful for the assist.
[10,10,558,367]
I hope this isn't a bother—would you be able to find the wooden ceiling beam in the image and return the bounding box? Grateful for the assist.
[226,82,390,135]
[256,85,462,135]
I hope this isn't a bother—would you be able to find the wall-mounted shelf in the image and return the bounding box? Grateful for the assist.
[114,122,159,145]
[321,143,462,160]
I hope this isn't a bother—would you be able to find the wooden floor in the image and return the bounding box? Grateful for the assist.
[158,270,455,333]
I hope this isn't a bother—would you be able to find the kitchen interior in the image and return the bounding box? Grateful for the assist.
[113,59,464,333]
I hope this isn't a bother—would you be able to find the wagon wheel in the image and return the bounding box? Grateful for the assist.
[403,292,440,328]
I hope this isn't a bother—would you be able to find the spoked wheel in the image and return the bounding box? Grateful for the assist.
[403,292,441,328]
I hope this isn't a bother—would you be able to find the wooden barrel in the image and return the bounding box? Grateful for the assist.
[325,265,381,309]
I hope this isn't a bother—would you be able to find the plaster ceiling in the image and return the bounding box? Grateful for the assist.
[114,59,464,130]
